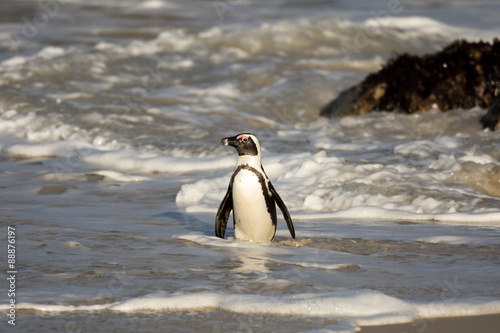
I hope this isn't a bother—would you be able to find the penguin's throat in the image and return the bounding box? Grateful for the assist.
[237,155,261,168]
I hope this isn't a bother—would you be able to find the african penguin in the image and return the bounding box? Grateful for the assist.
[215,133,295,243]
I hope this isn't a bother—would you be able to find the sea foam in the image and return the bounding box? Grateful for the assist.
[17,290,500,332]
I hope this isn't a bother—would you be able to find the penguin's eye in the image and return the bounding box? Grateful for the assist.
[237,135,249,143]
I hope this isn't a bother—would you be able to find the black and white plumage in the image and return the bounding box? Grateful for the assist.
[215,133,295,242]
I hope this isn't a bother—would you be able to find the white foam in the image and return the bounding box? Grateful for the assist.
[176,141,500,225]
[89,170,151,182]
[1,55,27,67]
[4,140,95,158]
[293,206,500,225]
[1,138,234,176]
[83,150,235,174]
[17,302,109,312]
[134,0,177,10]
[17,290,416,322]
[111,290,416,320]
[0,110,36,136]
[17,291,500,331]
[0,108,237,175]
[363,16,500,41]
[61,241,82,248]
[151,30,195,53]
[458,154,497,165]
[146,81,241,106]
[36,46,65,59]
[394,136,463,158]
[417,298,500,318]
[414,236,477,245]
[5,109,496,219]
[157,58,194,70]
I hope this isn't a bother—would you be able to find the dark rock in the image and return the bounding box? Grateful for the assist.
[38,185,66,195]
[480,99,500,131]
[321,39,500,121]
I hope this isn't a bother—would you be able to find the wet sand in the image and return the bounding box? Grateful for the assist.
[359,313,500,333]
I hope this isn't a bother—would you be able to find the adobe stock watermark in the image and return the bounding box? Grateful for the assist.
[9,0,64,51]
[212,0,240,22]
[109,64,166,112]
[340,0,409,58]
[62,270,133,333]
[6,226,17,326]
[270,103,295,126]
[407,276,466,333]
[50,63,167,180]
[440,276,466,303]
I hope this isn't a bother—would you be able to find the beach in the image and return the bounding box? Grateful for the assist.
[1,1,500,332]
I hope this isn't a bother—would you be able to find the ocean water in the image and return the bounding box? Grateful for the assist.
[1,0,500,332]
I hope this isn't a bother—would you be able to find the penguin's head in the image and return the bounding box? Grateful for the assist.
[221,133,261,157]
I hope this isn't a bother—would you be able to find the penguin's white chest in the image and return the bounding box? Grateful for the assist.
[232,168,275,242]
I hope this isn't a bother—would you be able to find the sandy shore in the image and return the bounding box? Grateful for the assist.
[359,313,500,333]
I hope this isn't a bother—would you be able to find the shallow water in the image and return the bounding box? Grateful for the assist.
[2,0,500,332]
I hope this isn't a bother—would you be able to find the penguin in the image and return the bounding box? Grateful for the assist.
[215,133,295,243]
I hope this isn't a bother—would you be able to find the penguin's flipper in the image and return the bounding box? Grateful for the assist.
[269,184,295,240]
[215,186,233,238]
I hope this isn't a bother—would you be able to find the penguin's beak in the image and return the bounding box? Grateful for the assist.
[221,136,237,147]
